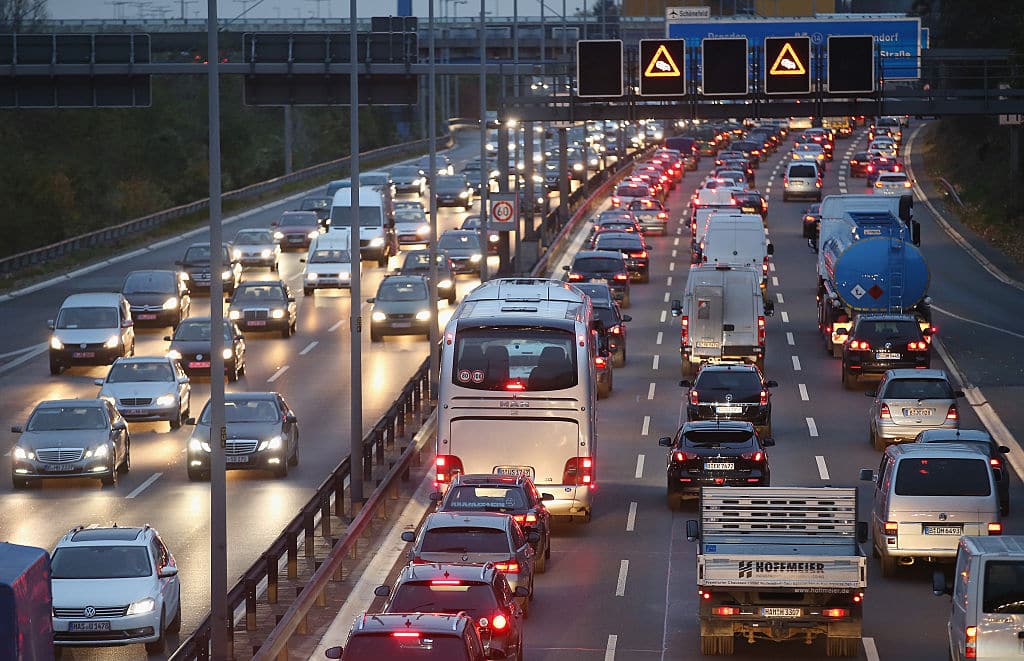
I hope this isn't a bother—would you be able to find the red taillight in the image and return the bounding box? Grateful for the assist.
[563,456,595,486]
[595,355,607,368]
[431,579,462,585]
[759,390,768,406]
[493,560,520,573]
[907,341,927,351]
[633,251,648,259]
[673,450,697,462]
[851,159,859,165]
[611,197,620,206]
[712,606,739,616]
[741,451,764,462]
[823,608,849,618]
[505,380,526,391]
[568,273,583,281]
[849,340,871,351]
[757,316,766,344]
[689,389,699,405]
[946,404,958,421]
[681,315,689,342]
[435,455,464,484]
[991,457,1003,469]
[762,257,769,274]
[988,522,1003,535]
[867,165,874,172]
[884,521,898,534]
[393,632,421,638]
[966,625,977,658]
[614,273,629,281]
[880,404,892,420]
[490,613,508,630]
[783,177,789,186]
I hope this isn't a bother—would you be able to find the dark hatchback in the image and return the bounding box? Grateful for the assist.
[574,283,631,367]
[848,151,871,178]
[659,420,773,508]
[121,269,191,329]
[840,313,931,388]
[299,196,332,228]
[915,428,1012,515]
[681,363,777,440]
[175,243,240,295]
[732,190,768,222]
[564,250,631,307]
[165,317,246,381]
[593,232,651,283]
[272,210,321,251]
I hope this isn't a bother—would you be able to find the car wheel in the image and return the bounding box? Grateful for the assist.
[303,288,313,296]
[273,456,289,479]
[170,408,183,431]
[288,437,299,467]
[535,546,547,574]
[101,465,118,487]
[597,383,609,399]
[377,251,388,268]
[281,323,292,339]
[545,533,551,560]
[238,359,246,377]
[842,367,854,390]
[187,466,208,482]
[622,293,631,309]
[167,599,182,633]
[872,430,886,452]
[49,356,63,375]
[879,552,897,578]
[228,362,239,382]
[448,293,456,306]
[613,349,625,368]
[371,327,382,342]
[12,475,29,490]
[144,609,167,655]
[118,444,131,474]
[666,491,681,510]
[271,261,278,273]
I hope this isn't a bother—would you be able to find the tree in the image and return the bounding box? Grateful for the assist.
[0,0,48,30]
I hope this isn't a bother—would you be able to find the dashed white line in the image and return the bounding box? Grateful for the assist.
[635,453,646,477]
[673,237,679,246]
[776,292,785,303]
[615,560,630,596]
[267,365,290,383]
[663,292,670,303]
[626,503,638,532]
[126,472,163,499]
[671,249,678,258]
[668,262,675,272]
[299,341,319,355]
[769,262,776,272]
[656,331,663,345]
[786,332,795,346]
[653,355,661,370]
[647,383,656,400]
[799,383,809,401]
[792,355,801,371]
[666,276,673,287]
[780,311,789,323]
[641,416,651,436]
[328,319,344,332]
[605,634,618,661]
[660,310,667,323]
[772,276,779,287]
[806,417,819,437]
[815,455,830,480]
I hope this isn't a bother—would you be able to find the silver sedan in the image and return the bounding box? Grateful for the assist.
[95,356,191,431]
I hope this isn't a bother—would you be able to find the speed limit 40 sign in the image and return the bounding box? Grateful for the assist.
[488,193,518,231]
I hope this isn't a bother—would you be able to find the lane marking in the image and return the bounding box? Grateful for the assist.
[776,292,785,303]
[792,355,801,371]
[806,417,819,437]
[769,262,776,272]
[786,331,795,346]
[863,637,880,661]
[0,342,45,359]
[329,319,345,332]
[615,560,630,596]
[656,331,663,345]
[668,261,675,272]
[126,472,163,499]
[626,503,637,532]
[606,634,618,661]
[780,310,789,323]
[0,344,48,376]
[799,383,809,401]
[666,276,673,287]
[299,340,319,355]
[671,249,678,258]
[647,382,656,400]
[635,453,645,477]
[932,304,1024,340]
[815,455,830,480]
[267,365,290,383]
[673,237,679,246]
[660,310,667,323]
[652,355,660,370]
[641,415,651,436]
[772,276,779,287]
[663,292,670,303]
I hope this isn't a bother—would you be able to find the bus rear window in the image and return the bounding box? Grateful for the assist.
[452,328,578,391]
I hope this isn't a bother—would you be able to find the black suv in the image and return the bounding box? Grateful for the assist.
[659,420,773,508]
[226,280,298,338]
[839,313,931,388]
[564,250,631,307]
[575,283,631,366]
[592,232,651,283]
[681,363,777,440]
[432,473,553,573]
[374,564,525,661]
[915,428,1012,515]
[325,612,486,661]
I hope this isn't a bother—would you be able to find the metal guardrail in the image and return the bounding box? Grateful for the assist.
[167,358,433,661]
[0,134,453,276]
[937,176,966,209]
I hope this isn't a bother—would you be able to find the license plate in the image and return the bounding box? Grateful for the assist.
[705,462,735,471]
[72,351,96,358]
[495,466,534,478]
[225,456,249,464]
[44,463,76,472]
[924,526,963,536]
[188,361,211,369]
[123,409,147,416]
[391,322,411,328]
[69,621,111,632]
[591,278,608,284]
[137,313,157,320]
[875,352,902,360]
[716,406,742,414]
[696,340,720,348]
[904,408,934,417]
[247,320,267,326]
[761,607,801,618]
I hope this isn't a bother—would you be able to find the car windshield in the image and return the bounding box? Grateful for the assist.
[200,399,280,424]
[855,320,921,342]
[183,246,227,262]
[573,257,624,272]
[234,285,286,302]
[51,546,151,579]
[682,429,754,445]
[396,212,425,225]
[173,320,232,342]
[55,306,118,330]
[234,231,274,245]
[461,218,482,229]
[377,280,428,302]
[894,458,991,496]
[983,562,1024,614]
[106,361,173,383]
[452,327,578,391]
[300,197,330,210]
[879,174,907,184]
[343,634,468,658]
[444,486,529,512]
[438,234,476,250]
[330,206,383,228]
[402,253,445,271]
[883,378,953,399]
[435,176,468,192]
[420,527,511,554]
[123,271,174,295]
[279,213,318,227]
[389,582,499,615]
[390,166,421,178]
[27,406,108,431]
[593,307,619,327]
[310,249,351,263]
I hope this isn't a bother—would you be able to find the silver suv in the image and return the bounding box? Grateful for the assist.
[866,369,963,450]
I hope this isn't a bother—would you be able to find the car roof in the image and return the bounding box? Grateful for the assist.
[441,229,477,237]
[681,420,756,432]
[883,368,950,381]
[856,313,917,322]
[396,562,499,584]
[423,512,512,531]
[62,526,151,545]
[236,280,286,289]
[574,250,626,261]
[889,443,990,458]
[60,292,124,306]
[222,392,279,402]
[696,363,759,375]
[382,274,428,284]
[450,473,531,488]
[916,429,994,444]
[35,398,107,410]
[111,356,173,365]
[350,612,472,636]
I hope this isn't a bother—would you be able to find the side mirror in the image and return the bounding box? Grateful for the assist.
[158,566,179,578]
[541,493,555,502]
[766,243,775,256]
[94,378,104,386]
[164,335,172,341]
[562,265,571,271]
[953,389,965,398]
[679,380,692,388]
[325,647,344,660]
[373,585,390,598]
[366,298,375,304]
[865,391,876,398]
[932,570,951,596]
[765,380,778,388]
[185,417,196,426]
[762,437,776,447]
[764,300,775,316]
[685,519,700,542]
[999,445,1011,454]
[859,469,875,482]
[285,414,298,424]
[400,531,416,543]
[670,300,682,316]
[428,491,442,503]
[527,531,541,544]
[288,297,296,303]
[299,258,306,263]
[658,436,673,447]
[856,521,868,544]
[622,315,632,322]
[47,320,55,330]
[646,246,654,252]
[11,425,23,433]
[514,585,530,598]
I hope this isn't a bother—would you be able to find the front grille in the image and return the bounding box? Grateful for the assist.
[54,606,128,618]
[388,313,414,320]
[119,398,152,407]
[244,309,269,322]
[130,305,161,313]
[36,448,84,463]
[225,440,259,455]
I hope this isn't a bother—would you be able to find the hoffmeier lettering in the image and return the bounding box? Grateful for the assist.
[738,561,826,578]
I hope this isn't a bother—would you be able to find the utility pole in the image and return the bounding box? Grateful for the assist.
[478,0,489,281]
[348,0,365,507]
[428,0,441,399]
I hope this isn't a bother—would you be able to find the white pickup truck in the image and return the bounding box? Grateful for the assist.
[685,487,868,657]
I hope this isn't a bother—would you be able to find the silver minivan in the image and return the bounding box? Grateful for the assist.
[782,162,822,202]
[861,443,1002,578]
[934,536,1024,661]
[48,292,135,375]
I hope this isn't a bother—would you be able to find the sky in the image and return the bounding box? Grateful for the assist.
[46,0,597,21]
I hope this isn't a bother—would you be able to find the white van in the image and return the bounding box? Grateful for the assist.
[699,213,774,291]
[670,265,774,377]
[934,536,1024,661]
[330,186,398,267]
[301,230,360,295]
[47,292,135,375]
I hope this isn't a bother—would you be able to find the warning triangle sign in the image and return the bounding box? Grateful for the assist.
[769,42,806,76]
[644,44,682,78]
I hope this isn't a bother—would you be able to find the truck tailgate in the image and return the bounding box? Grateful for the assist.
[698,554,867,589]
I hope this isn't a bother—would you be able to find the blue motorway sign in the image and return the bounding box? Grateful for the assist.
[667,17,921,80]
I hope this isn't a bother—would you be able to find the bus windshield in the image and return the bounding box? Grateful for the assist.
[452,327,578,391]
